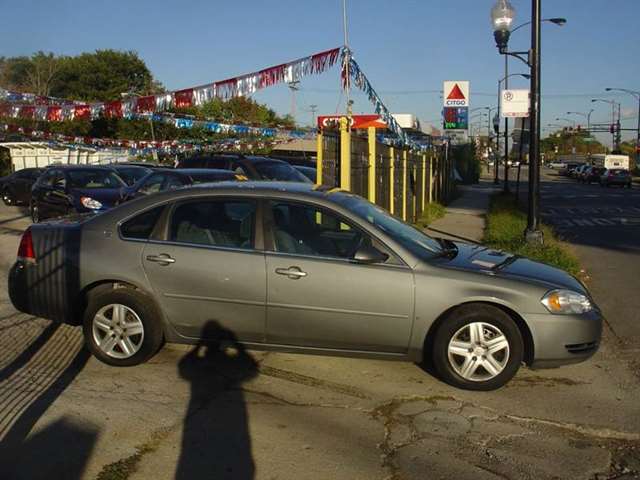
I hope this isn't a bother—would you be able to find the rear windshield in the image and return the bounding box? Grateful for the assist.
[253,161,311,182]
[67,170,125,189]
[190,172,238,184]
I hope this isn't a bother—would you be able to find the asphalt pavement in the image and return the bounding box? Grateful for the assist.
[0,192,639,480]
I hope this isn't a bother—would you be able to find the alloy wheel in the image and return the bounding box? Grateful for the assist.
[92,303,145,359]
[447,322,510,382]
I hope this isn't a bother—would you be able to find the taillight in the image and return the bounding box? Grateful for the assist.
[17,228,36,263]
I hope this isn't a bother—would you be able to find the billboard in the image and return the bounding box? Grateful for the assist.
[317,115,387,129]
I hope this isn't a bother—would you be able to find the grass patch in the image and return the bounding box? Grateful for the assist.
[415,202,446,228]
[484,192,581,275]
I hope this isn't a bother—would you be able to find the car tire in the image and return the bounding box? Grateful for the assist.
[82,288,164,367]
[431,304,524,391]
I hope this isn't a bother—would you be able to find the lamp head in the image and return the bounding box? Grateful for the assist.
[491,0,515,52]
[548,18,567,26]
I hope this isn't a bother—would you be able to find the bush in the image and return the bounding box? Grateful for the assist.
[484,193,580,275]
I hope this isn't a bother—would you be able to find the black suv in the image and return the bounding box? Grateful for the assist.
[176,154,311,183]
[0,168,43,206]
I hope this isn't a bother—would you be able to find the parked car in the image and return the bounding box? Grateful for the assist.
[176,154,311,183]
[30,165,126,223]
[600,169,632,188]
[0,168,43,206]
[548,161,565,170]
[108,164,152,186]
[293,165,317,183]
[573,164,589,180]
[9,182,602,391]
[122,168,244,201]
[580,166,606,184]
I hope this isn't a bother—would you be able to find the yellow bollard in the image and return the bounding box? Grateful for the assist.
[367,126,376,203]
[389,147,395,214]
[316,130,323,186]
[339,117,351,191]
[402,150,408,221]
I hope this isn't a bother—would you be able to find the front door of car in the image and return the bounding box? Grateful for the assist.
[264,200,414,353]
[47,171,72,218]
[142,197,266,342]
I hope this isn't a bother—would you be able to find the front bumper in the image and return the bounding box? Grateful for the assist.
[525,309,603,368]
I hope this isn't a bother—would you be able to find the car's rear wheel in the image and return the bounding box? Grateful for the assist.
[83,288,163,367]
[432,304,523,391]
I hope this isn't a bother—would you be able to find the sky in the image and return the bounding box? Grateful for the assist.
[2,0,639,147]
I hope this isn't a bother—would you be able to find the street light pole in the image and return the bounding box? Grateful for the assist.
[526,0,543,243]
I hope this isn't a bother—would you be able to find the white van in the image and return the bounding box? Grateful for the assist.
[591,154,630,170]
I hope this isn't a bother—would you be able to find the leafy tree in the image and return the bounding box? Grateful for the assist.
[50,50,160,101]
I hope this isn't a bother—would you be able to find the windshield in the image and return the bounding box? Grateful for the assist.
[334,194,443,260]
[114,167,151,185]
[254,161,311,183]
[67,170,125,189]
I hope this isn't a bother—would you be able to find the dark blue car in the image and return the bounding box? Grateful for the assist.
[30,165,126,223]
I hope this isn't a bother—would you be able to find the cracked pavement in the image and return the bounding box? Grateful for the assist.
[0,202,638,480]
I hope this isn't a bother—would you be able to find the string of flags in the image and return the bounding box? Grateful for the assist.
[0,47,341,120]
[0,122,307,155]
[340,49,415,148]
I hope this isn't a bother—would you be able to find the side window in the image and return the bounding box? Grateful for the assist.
[165,174,187,190]
[139,173,166,194]
[205,157,230,169]
[120,205,165,240]
[269,201,366,259]
[53,171,66,189]
[38,170,56,186]
[169,199,255,249]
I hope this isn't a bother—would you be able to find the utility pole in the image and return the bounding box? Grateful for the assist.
[288,80,300,121]
[309,104,318,128]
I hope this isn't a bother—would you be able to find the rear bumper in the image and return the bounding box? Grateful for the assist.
[525,309,603,369]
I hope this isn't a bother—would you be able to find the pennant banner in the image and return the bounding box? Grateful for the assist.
[340,49,415,148]
[0,47,341,121]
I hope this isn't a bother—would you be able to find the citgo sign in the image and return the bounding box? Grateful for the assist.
[443,81,470,108]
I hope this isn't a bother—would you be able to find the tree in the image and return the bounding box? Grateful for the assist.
[50,50,160,101]
[25,52,60,96]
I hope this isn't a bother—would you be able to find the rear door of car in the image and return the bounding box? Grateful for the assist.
[263,198,414,353]
[141,195,266,342]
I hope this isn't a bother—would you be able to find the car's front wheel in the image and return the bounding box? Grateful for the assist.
[2,190,14,206]
[30,202,40,223]
[83,288,164,367]
[432,304,524,391]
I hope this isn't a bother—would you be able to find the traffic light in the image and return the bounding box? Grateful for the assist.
[577,125,582,132]
[610,124,615,134]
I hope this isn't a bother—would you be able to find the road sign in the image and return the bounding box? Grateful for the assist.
[501,89,530,118]
[443,107,468,130]
[443,81,470,107]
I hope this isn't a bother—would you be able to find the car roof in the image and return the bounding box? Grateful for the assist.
[44,164,115,171]
[109,164,150,170]
[174,168,236,175]
[242,156,287,164]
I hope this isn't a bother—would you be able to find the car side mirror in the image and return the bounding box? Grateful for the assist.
[354,245,389,264]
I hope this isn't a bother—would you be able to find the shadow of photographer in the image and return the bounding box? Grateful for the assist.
[176,321,259,480]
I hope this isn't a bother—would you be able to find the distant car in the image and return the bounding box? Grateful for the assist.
[293,165,317,183]
[580,166,606,184]
[600,169,632,188]
[176,154,312,183]
[30,166,126,223]
[573,165,590,180]
[108,164,152,186]
[548,161,565,170]
[0,168,43,206]
[122,168,244,201]
[560,162,583,177]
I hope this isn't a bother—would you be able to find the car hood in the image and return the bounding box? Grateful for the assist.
[70,188,123,207]
[433,240,586,294]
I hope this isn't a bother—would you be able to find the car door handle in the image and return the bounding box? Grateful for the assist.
[275,266,307,279]
[146,254,176,265]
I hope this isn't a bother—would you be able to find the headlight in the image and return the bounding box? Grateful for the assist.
[541,289,593,314]
[80,196,103,210]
